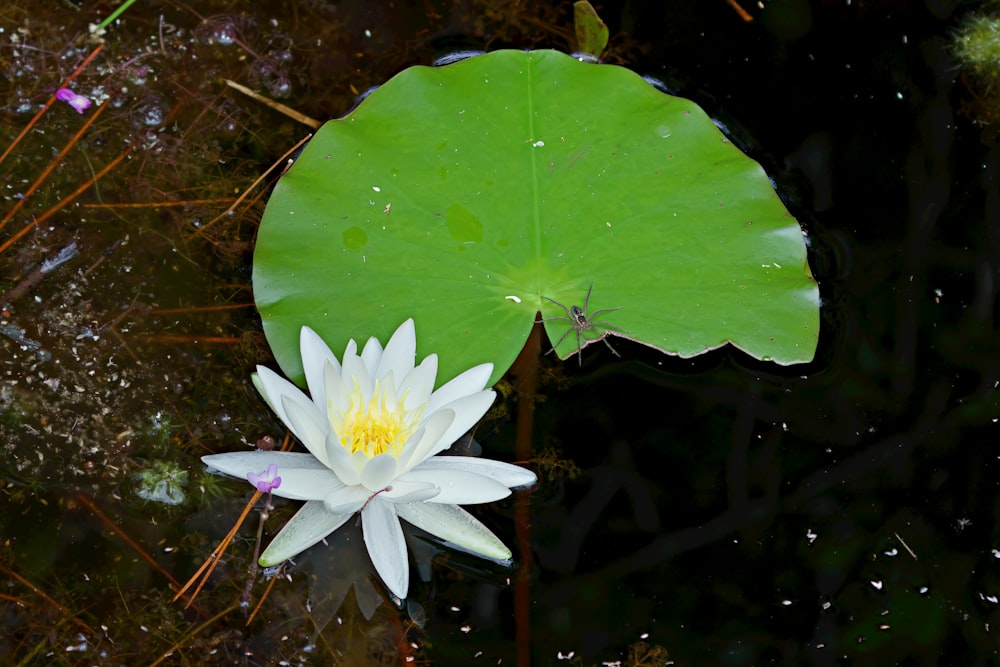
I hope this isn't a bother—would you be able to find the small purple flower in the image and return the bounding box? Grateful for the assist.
[247,463,281,493]
[55,88,92,114]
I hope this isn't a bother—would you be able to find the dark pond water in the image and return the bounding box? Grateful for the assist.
[1,0,997,665]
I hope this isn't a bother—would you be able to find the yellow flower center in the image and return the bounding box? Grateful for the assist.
[333,378,417,458]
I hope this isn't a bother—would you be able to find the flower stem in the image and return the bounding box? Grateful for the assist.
[242,491,273,609]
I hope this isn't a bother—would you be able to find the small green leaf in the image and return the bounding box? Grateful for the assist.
[253,50,818,386]
[573,1,609,58]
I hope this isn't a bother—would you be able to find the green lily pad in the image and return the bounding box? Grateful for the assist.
[254,50,818,386]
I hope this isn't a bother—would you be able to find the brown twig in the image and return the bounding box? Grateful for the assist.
[149,303,253,315]
[0,99,111,235]
[74,493,189,596]
[147,603,240,667]
[0,564,93,633]
[224,79,322,128]
[0,44,105,169]
[174,490,263,608]
[0,146,134,256]
[725,0,754,22]
[245,567,280,626]
[79,197,237,209]
[188,132,312,240]
[0,241,78,305]
[137,334,243,344]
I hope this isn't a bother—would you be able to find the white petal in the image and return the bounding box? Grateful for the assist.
[376,318,416,382]
[274,467,344,500]
[396,409,454,473]
[362,498,409,599]
[397,354,437,413]
[398,468,511,504]
[323,485,369,514]
[342,352,373,403]
[324,358,346,415]
[324,432,361,486]
[340,338,358,366]
[383,479,440,503]
[396,503,511,561]
[379,370,399,412]
[300,326,341,411]
[433,391,496,457]
[416,456,537,489]
[281,395,331,466]
[255,366,316,439]
[359,453,398,491]
[259,500,353,566]
[360,335,383,379]
[202,451,326,479]
[425,362,492,414]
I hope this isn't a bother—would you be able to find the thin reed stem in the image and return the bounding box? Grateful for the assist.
[0,45,105,169]
[0,99,110,234]
[0,146,133,256]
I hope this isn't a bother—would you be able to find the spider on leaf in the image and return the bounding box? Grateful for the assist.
[538,282,628,365]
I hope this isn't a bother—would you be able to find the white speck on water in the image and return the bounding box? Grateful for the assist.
[364,29,372,38]
[870,580,883,590]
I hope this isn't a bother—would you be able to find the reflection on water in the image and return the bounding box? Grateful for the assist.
[0,0,995,665]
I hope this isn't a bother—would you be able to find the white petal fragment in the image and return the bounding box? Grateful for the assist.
[281,395,331,466]
[202,450,327,475]
[359,336,384,379]
[323,485,370,514]
[324,358,346,414]
[425,362,493,414]
[417,456,537,489]
[342,352,373,404]
[376,318,416,382]
[397,409,454,473]
[360,453,398,491]
[383,479,440,503]
[400,468,512,504]
[396,503,512,561]
[362,499,409,599]
[255,366,313,438]
[273,467,344,500]
[434,391,496,457]
[324,432,361,486]
[259,500,353,566]
[397,354,438,413]
[300,326,341,410]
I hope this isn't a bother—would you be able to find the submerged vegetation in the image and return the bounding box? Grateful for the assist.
[952,3,1000,137]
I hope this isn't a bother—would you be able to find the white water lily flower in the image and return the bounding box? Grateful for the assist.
[203,319,536,600]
